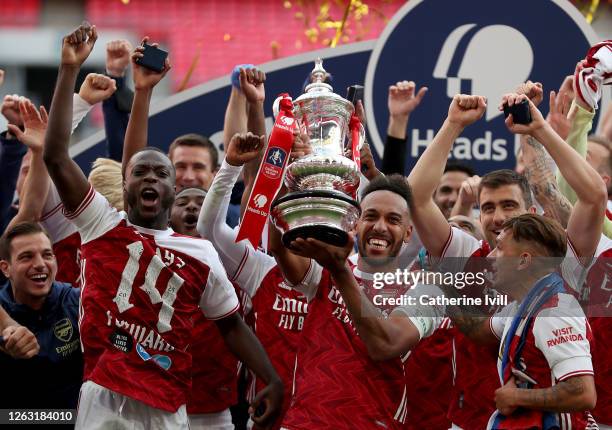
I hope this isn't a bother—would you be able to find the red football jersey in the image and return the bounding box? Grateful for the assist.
[281,263,408,430]
[68,187,240,412]
[403,318,454,430]
[438,227,500,430]
[567,235,612,425]
[41,184,81,286]
[440,227,598,429]
[188,311,239,414]
[490,292,595,429]
[222,244,308,429]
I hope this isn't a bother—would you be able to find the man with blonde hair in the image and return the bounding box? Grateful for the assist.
[88,158,123,211]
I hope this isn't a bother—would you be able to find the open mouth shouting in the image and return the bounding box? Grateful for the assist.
[140,187,160,210]
[182,213,198,231]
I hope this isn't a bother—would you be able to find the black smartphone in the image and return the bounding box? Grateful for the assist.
[503,98,532,124]
[135,43,168,73]
[346,84,364,106]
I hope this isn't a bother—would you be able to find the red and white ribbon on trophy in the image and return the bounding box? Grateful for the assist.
[236,94,297,248]
[349,114,362,172]
[348,113,363,199]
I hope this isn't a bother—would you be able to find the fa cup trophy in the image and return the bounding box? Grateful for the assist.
[270,58,364,247]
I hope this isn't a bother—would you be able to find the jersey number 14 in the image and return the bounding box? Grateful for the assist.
[113,241,185,333]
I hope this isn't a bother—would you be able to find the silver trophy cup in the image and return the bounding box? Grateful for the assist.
[270,59,363,247]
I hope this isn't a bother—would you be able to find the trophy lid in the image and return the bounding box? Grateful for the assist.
[304,58,333,93]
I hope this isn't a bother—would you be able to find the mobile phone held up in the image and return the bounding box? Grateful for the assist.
[503,98,532,125]
[135,43,168,73]
[346,84,364,106]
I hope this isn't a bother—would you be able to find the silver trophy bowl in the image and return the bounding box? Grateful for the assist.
[271,58,362,247]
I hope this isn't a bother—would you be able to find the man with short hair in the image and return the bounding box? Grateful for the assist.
[407,92,606,430]
[0,221,82,408]
[168,134,219,191]
[277,174,442,430]
[461,214,596,429]
[169,187,243,430]
[434,163,476,219]
[170,187,207,238]
[43,24,282,429]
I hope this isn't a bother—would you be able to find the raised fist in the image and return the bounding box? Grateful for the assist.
[1,94,27,126]
[61,22,98,67]
[388,81,428,118]
[106,39,133,77]
[457,175,481,210]
[447,94,487,128]
[226,132,265,167]
[132,37,171,91]
[515,80,543,107]
[79,73,117,105]
[360,140,383,181]
[499,93,547,136]
[239,67,266,104]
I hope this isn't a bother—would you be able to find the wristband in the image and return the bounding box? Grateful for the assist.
[231,64,255,89]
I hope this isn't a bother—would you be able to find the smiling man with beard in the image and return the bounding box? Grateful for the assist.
[274,175,446,430]
[42,23,283,430]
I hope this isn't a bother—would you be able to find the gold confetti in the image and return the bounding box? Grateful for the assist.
[223,33,232,42]
[271,40,280,58]
[284,0,292,8]
[305,27,319,43]
[121,0,129,4]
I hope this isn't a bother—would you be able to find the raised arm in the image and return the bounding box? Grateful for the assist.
[407,95,486,256]
[223,87,247,154]
[239,67,267,217]
[6,101,50,230]
[197,133,275,296]
[121,37,171,177]
[0,95,27,231]
[382,81,427,176]
[104,40,134,161]
[450,175,481,218]
[509,82,572,227]
[502,93,606,259]
[43,23,98,213]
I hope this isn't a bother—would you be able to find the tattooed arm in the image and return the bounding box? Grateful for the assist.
[495,375,596,414]
[447,312,497,345]
[521,135,572,227]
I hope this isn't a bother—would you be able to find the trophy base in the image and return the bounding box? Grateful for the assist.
[281,225,350,248]
[271,189,360,248]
